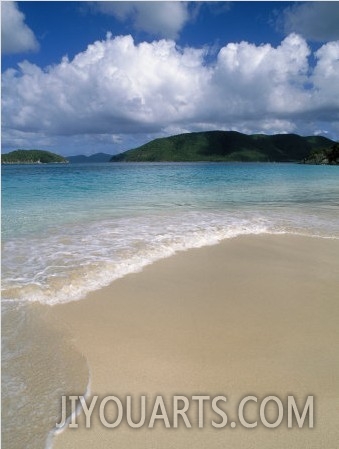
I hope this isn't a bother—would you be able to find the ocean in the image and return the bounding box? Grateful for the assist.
[2,162,339,448]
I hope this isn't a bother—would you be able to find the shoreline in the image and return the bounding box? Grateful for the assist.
[47,233,339,448]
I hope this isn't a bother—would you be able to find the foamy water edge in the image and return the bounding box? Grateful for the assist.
[3,227,338,308]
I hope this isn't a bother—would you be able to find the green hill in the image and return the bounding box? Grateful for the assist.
[110,131,335,163]
[2,150,68,164]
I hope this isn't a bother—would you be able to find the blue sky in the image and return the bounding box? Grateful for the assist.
[2,1,339,156]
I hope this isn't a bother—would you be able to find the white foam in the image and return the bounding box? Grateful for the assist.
[1,209,338,306]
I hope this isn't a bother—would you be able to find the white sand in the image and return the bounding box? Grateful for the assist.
[49,235,339,448]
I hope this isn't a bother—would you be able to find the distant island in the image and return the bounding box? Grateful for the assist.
[2,133,338,165]
[1,150,114,164]
[110,131,337,163]
[2,149,68,164]
[66,153,113,163]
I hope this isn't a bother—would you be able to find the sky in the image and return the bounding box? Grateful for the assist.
[1,1,339,156]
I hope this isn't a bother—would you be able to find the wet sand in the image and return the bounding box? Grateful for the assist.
[50,234,339,448]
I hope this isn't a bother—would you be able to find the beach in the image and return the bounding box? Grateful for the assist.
[2,1,339,445]
[49,234,339,449]
[2,162,339,448]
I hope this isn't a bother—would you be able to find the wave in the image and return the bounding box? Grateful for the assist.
[2,209,338,306]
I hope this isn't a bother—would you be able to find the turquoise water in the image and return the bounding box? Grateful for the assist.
[2,162,339,305]
[1,162,339,448]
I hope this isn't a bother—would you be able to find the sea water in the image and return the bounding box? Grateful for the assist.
[2,162,339,447]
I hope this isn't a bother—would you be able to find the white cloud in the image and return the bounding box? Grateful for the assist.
[310,41,339,120]
[95,1,190,39]
[282,2,339,42]
[209,33,311,119]
[2,35,209,137]
[1,1,39,54]
[2,33,339,155]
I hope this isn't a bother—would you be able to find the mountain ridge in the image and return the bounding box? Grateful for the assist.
[66,153,113,163]
[110,131,336,163]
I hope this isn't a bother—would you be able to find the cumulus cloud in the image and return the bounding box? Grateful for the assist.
[2,35,209,136]
[310,41,339,121]
[2,33,339,154]
[95,1,190,39]
[209,34,311,119]
[282,2,339,42]
[1,1,39,54]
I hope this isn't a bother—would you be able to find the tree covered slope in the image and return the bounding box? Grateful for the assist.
[110,131,335,163]
[2,149,68,164]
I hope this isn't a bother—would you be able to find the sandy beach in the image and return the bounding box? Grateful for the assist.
[49,234,339,449]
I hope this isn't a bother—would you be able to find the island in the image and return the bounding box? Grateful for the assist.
[66,153,113,163]
[2,149,68,164]
[2,134,337,165]
[110,131,336,163]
